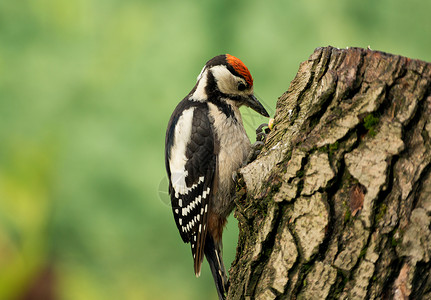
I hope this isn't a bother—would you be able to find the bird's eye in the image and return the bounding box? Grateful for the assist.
[238,82,247,91]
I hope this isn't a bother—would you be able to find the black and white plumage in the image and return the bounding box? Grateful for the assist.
[165,54,269,300]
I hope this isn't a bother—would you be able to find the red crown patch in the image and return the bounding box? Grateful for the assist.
[226,54,253,87]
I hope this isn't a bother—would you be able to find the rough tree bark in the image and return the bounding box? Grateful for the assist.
[228,46,431,300]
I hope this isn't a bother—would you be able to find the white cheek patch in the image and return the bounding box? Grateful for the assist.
[210,65,237,95]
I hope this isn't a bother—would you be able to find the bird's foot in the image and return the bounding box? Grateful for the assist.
[245,122,272,164]
[255,123,270,143]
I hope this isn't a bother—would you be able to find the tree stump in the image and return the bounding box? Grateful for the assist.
[228,46,431,299]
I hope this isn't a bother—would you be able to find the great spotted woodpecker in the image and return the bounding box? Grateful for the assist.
[165,54,269,299]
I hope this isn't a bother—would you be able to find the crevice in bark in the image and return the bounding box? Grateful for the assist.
[412,261,431,298]
[283,252,301,297]
[291,73,315,127]
[247,205,282,296]
[400,83,428,135]
[306,85,337,139]
[328,270,351,299]
[381,256,404,299]
[412,163,431,214]
[317,159,345,261]
[401,85,431,211]
[315,47,333,82]
[342,51,366,101]
[291,261,315,296]
[293,154,308,197]
[372,152,398,226]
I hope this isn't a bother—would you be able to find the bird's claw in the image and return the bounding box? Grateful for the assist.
[255,123,270,142]
[255,123,268,136]
[245,122,272,164]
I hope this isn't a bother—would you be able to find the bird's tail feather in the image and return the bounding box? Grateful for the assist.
[204,234,228,300]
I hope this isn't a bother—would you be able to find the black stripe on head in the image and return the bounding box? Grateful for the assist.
[205,54,247,87]
[205,71,236,120]
[205,55,228,68]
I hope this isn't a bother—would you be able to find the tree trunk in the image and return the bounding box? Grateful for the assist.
[228,46,431,300]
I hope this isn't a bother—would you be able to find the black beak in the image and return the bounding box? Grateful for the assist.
[245,94,270,117]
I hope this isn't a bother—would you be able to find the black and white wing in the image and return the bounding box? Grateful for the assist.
[165,101,216,276]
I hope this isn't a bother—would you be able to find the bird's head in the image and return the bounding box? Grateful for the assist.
[191,54,269,118]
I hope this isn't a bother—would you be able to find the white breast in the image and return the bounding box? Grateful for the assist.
[208,102,251,217]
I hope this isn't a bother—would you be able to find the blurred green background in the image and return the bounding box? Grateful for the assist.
[0,0,430,299]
